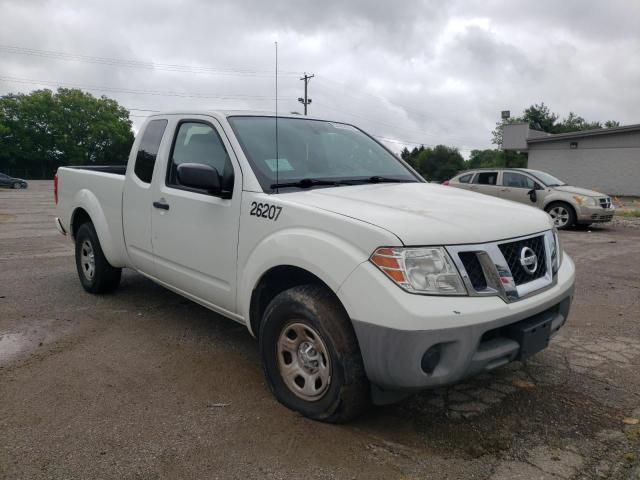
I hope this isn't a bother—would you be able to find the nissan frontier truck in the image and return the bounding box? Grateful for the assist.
[54,111,575,422]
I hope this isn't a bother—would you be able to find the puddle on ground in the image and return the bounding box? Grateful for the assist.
[0,332,31,365]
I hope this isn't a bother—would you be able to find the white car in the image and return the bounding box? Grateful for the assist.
[54,111,575,422]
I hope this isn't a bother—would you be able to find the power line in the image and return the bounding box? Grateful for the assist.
[1,43,479,146]
[0,44,301,78]
[313,100,473,146]
[315,75,436,123]
[314,81,472,144]
[0,75,281,101]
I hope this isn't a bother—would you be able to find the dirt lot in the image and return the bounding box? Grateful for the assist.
[1,181,639,479]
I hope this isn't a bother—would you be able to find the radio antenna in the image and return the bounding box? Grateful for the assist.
[274,41,279,193]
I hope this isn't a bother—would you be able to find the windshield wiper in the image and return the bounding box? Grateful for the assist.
[341,176,416,184]
[270,178,344,189]
[270,176,416,190]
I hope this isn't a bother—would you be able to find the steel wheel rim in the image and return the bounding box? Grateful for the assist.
[549,206,569,227]
[80,239,96,280]
[277,322,331,401]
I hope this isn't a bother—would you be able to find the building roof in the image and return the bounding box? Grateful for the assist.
[527,123,640,143]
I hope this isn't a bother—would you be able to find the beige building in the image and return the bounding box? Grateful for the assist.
[503,123,640,196]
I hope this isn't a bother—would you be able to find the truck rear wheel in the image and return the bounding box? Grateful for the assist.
[259,284,369,423]
[75,222,121,293]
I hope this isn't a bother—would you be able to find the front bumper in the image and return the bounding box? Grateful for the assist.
[576,204,614,223]
[337,253,575,395]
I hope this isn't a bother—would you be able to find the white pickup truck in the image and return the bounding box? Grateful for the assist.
[55,111,575,422]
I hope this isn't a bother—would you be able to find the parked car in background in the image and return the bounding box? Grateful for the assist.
[0,173,28,189]
[445,168,614,229]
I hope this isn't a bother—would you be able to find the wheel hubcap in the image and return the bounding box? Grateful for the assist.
[277,322,331,401]
[80,239,96,280]
[549,206,569,227]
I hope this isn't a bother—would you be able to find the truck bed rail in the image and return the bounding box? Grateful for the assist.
[65,165,126,175]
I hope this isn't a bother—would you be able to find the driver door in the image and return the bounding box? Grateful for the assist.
[150,117,241,313]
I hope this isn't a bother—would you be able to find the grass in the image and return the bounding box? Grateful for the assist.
[616,210,640,218]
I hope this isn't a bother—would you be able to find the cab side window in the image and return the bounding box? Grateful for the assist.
[474,172,498,185]
[503,172,535,189]
[167,122,234,196]
[134,119,168,184]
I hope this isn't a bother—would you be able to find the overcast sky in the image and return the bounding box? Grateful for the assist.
[1,0,639,155]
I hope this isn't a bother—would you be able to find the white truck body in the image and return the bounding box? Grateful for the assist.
[55,111,575,420]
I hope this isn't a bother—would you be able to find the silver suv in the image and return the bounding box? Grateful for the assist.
[446,168,614,229]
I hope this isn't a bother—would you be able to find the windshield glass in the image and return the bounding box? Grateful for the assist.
[528,170,566,187]
[227,116,418,191]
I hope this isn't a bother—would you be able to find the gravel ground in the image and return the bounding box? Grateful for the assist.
[1,181,639,479]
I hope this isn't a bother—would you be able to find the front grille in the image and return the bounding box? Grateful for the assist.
[498,236,547,285]
[458,252,487,290]
[599,197,612,209]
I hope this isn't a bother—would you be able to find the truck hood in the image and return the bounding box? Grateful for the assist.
[281,182,552,245]
[553,185,604,197]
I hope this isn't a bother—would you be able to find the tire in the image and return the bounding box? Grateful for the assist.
[545,202,576,229]
[12,182,20,189]
[75,222,122,293]
[259,284,369,423]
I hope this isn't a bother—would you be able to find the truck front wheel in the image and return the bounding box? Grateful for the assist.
[75,222,122,293]
[259,284,369,423]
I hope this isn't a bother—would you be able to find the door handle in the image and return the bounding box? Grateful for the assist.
[153,201,170,210]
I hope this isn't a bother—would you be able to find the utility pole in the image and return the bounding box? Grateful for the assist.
[298,73,314,115]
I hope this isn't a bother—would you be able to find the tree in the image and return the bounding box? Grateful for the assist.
[468,149,527,169]
[491,102,619,146]
[0,88,134,178]
[401,145,465,182]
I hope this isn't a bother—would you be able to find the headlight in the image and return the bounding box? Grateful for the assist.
[551,228,562,273]
[575,195,597,206]
[370,247,467,295]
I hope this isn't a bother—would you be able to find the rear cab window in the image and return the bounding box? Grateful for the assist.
[473,172,498,185]
[134,119,168,183]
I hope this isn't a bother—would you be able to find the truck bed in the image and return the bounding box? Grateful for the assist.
[56,166,128,268]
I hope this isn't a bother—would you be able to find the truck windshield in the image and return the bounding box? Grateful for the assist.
[227,116,419,192]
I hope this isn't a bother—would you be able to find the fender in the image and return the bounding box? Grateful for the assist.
[71,189,128,268]
[541,192,579,212]
[238,227,373,334]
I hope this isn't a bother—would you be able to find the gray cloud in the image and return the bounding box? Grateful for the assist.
[1,0,638,155]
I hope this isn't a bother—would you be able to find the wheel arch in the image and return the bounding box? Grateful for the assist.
[248,265,345,338]
[69,189,127,267]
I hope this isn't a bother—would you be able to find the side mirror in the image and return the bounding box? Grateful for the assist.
[527,188,538,203]
[177,163,221,194]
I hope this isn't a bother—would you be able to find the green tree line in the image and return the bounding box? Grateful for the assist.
[0,88,134,179]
